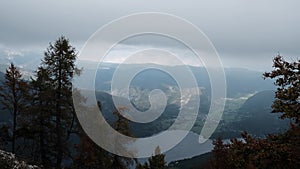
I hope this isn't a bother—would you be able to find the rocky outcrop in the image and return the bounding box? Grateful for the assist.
[0,150,41,169]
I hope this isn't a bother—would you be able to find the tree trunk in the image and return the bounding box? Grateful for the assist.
[39,100,46,166]
[55,62,63,169]
[12,80,17,154]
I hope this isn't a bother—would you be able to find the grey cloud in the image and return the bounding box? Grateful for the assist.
[0,0,299,70]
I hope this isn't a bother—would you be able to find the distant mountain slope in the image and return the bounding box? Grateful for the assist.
[228,90,289,137]
[0,50,41,72]
[240,90,275,114]
[94,63,275,97]
[225,68,275,97]
[1,60,275,97]
[168,152,212,169]
[0,71,4,81]
[0,64,7,74]
[95,91,180,137]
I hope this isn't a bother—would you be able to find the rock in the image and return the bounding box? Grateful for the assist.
[0,149,41,169]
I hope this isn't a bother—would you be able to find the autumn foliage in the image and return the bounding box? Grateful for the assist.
[209,55,300,169]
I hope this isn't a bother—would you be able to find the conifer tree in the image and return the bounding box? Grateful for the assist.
[42,36,78,168]
[264,55,300,125]
[0,63,27,154]
[111,107,136,169]
[148,147,166,169]
[20,67,55,167]
[135,146,166,169]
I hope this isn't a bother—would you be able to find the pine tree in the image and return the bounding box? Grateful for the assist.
[110,107,136,169]
[264,54,300,125]
[0,63,27,154]
[0,125,9,149]
[135,146,166,169]
[42,36,78,168]
[20,67,55,167]
[148,147,166,169]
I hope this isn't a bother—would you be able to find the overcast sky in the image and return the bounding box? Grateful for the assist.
[0,0,299,71]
